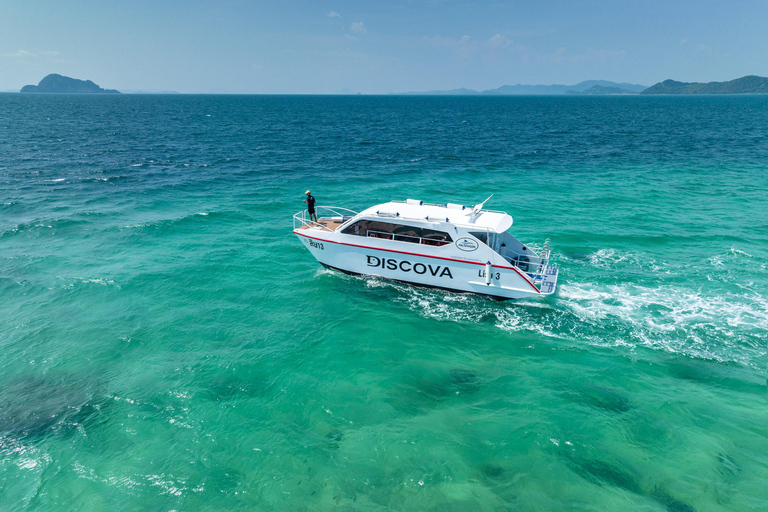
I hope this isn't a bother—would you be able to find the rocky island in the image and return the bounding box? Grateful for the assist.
[20,74,120,94]
[642,75,768,94]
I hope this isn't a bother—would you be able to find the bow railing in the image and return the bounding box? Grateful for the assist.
[293,206,358,232]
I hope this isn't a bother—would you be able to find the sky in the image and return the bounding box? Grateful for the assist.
[1,0,767,93]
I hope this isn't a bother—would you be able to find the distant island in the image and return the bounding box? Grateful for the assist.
[642,75,768,94]
[400,76,768,96]
[565,85,638,95]
[121,89,181,95]
[401,80,648,96]
[15,73,768,96]
[20,74,120,94]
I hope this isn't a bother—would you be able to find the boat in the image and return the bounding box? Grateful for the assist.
[292,197,558,300]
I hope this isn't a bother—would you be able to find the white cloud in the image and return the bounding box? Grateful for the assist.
[350,22,366,34]
[692,43,727,58]
[679,40,726,58]
[2,49,65,62]
[3,49,37,58]
[456,35,473,59]
[327,11,341,18]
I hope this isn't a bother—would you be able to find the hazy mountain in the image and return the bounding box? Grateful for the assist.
[400,80,647,95]
[401,87,484,95]
[642,76,768,94]
[565,85,639,95]
[21,74,120,94]
[121,89,181,95]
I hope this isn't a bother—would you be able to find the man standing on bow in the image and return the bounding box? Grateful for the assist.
[304,190,317,223]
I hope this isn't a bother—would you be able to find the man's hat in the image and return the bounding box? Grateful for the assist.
[305,190,311,195]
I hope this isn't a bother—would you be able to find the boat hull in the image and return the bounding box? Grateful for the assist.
[319,262,515,300]
[294,230,544,300]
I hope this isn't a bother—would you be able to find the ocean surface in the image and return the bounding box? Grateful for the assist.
[1,94,767,511]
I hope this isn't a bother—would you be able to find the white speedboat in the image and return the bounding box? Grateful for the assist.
[292,198,558,300]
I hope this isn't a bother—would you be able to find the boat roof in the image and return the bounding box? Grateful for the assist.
[358,200,514,233]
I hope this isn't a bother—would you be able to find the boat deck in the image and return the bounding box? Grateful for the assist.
[296,218,344,232]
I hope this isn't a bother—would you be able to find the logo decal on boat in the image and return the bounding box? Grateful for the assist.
[366,255,453,278]
[455,237,479,252]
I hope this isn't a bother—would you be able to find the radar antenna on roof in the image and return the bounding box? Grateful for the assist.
[472,194,493,216]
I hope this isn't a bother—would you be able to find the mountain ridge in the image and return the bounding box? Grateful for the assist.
[400,80,647,95]
[565,85,638,95]
[642,75,768,94]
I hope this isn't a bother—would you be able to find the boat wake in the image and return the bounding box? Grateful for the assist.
[556,281,767,365]
[359,247,768,371]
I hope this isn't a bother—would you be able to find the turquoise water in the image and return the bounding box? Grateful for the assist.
[1,94,767,511]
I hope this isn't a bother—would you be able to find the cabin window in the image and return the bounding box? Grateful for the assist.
[342,220,452,246]
[469,231,489,244]
[341,220,366,236]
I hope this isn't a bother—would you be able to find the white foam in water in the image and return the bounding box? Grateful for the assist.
[589,248,637,267]
[728,247,754,258]
[709,254,724,267]
[54,276,121,289]
[315,268,339,278]
[80,278,120,288]
[313,245,766,368]
[584,247,672,273]
[399,289,485,324]
[122,222,152,229]
[559,281,767,362]
[570,247,766,362]
[372,247,768,368]
[388,283,561,337]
